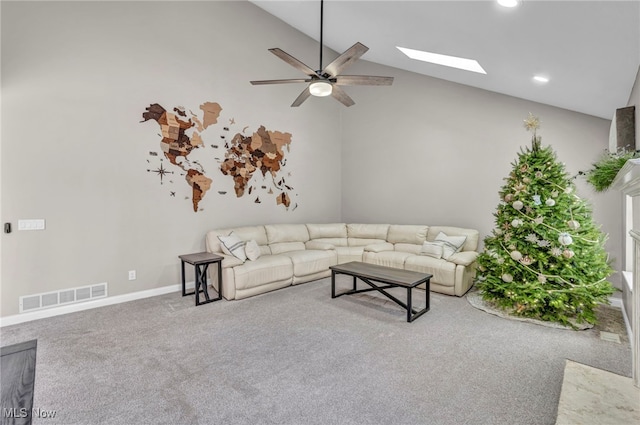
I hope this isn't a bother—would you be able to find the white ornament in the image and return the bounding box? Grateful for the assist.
[545,198,556,206]
[567,220,580,230]
[510,250,523,261]
[502,274,513,283]
[513,200,524,210]
[562,249,575,259]
[558,232,573,246]
[538,274,547,283]
[511,219,523,228]
[504,194,514,202]
[551,190,559,198]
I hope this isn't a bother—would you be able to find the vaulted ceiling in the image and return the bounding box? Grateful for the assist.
[251,0,640,119]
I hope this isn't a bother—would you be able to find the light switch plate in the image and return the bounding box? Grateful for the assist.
[18,219,45,231]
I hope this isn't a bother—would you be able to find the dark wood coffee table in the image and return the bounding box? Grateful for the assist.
[330,261,432,322]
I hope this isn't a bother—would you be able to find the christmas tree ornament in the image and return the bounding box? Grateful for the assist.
[532,195,541,205]
[504,193,514,202]
[511,219,523,228]
[558,232,573,246]
[538,274,547,283]
[519,256,534,265]
[534,216,544,225]
[551,190,559,198]
[562,249,575,259]
[565,187,573,194]
[535,171,543,178]
[520,164,529,172]
[545,198,556,206]
[513,200,524,210]
[501,273,513,283]
[526,233,538,243]
[510,250,523,261]
[523,177,531,184]
[567,220,581,230]
[537,239,551,247]
[550,247,563,257]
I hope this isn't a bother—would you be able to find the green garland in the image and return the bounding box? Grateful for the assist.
[582,147,640,192]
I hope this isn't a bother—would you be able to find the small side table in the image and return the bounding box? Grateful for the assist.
[179,252,223,306]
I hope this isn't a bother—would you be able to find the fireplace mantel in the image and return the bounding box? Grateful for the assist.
[611,157,640,388]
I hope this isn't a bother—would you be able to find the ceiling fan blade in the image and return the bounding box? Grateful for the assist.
[334,75,394,86]
[330,85,355,107]
[268,48,318,77]
[291,87,312,107]
[250,79,312,85]
[323,42,369,77]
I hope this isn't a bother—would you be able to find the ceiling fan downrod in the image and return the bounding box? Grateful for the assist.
[318,0,324,76]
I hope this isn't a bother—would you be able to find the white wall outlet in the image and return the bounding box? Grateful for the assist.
[128,270,136,281]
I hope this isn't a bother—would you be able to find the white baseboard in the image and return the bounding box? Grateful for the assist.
[0,281,196,328]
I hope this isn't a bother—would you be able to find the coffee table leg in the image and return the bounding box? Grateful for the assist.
[331,271,336,298]
[407,287,412,322]
[181,260,187,296]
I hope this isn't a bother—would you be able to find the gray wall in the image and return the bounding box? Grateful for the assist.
[1,1,342,316]
[340,60,622,287]
[0,1,627,319]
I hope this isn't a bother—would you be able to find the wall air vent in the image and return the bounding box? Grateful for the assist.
[19,282,108,313]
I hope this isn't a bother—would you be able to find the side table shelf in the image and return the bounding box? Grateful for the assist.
[178,252,223,306]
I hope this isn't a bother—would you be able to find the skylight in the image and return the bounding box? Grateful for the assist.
[397,46,487,74]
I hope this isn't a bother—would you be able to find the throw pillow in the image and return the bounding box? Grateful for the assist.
[244,239,261,261]
[420,241,444,259]
[434,232,467,260]
[218,232,247,262]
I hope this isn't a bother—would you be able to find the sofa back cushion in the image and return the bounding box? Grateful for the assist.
[265,224,309,254]
[347,224,389,246]
[427,226,479,252]
[306,223,348,246]
[265,224,310,244]
[387,225,428,245]
[306,223,347,239]
[206,226,269,254]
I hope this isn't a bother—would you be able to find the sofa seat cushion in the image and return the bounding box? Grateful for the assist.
[404,255,456,287]
[231,255,293,290]
[335,246,366,264]
[364,251,413,269]
[280,250,337,277]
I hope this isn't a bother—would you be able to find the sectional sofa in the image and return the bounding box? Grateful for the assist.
[204,223,479,300]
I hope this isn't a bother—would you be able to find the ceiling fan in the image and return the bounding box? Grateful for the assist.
[250,0,393,107]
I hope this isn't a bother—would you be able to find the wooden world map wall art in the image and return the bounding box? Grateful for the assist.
[141,102,297,213]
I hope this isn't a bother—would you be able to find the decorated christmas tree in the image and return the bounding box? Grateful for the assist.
[475,114,614,327]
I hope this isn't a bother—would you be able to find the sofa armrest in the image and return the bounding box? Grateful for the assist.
[447,251,478,266]
[364,242,394,253]
[220,254,244,268]
[305,240,336,250]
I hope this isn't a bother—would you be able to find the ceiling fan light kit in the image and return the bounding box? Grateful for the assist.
[250,0,393,107]
[309,81,332,97]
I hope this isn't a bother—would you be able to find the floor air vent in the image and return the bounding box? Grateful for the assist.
[19,282,108,313]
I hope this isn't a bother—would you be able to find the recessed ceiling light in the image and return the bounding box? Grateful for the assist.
[397,46,487,74]
[533,75,549,83]
[497,0,519,7]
